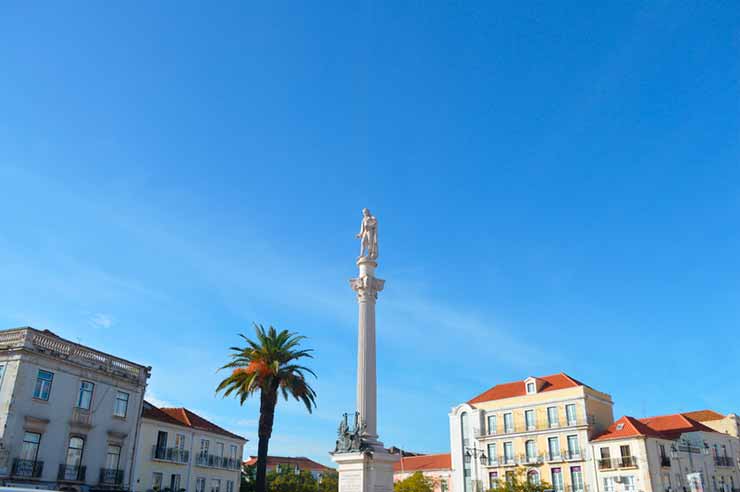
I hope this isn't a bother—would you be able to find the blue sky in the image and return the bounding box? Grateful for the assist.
[1,2,739,465]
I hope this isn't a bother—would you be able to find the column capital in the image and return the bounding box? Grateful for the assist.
[350,275,385,302]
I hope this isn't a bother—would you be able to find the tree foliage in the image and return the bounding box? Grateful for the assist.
[318,471,339,492]
[267,468,319,492]
[394,472,434,492]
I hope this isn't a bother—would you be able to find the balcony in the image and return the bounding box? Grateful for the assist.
[619,456,637,468]
[660,456,671,467]
[476,416,590,437]
[597,457,637,470]
[598,458,613,470]
[547,453,564,463]
[58,464,86,482]
[714,456,734,467]
[500,457,516,467]
[195,453,241,470]
[99,468,124,486]
[11,459,44,479]
[71,407,93,428]
[518,454,544,465]
[563,450,582,461]
[151,445,190,464]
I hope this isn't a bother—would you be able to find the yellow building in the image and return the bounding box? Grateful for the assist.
[450,373,614,492]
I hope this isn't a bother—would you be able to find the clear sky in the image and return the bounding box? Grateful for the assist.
[1,2,739,466]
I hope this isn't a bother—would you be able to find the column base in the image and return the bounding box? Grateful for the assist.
[331,447,400,492]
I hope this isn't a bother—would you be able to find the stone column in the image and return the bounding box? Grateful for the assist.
[350,257,385,444]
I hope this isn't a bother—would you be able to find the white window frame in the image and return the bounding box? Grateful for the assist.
[503,412,514,433]
[566,403,577,425]
[196,477,206,492]
[503,442,514,464]
[526,381,536,394]
[33,369,54,400]
[114,391,129,418]
[77,380,95,409]
[525,409,536,430]
[487,414,497,435]
[547,406,559,428]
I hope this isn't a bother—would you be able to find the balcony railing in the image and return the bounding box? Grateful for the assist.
[660,456,671,467]
[99,468,124,485]
[152,445,190,464]
[547,453,564,462]
[563,450,583,461]
[476,416,590,437]
[58,464,86,482]
[598,457,637,470]
[565,486,589,492]
[11,459,44,478]
[714,456,733,467]
[518,454,544,465]
[195,453,241,470]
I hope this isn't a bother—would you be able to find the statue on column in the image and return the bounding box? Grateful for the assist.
[356,208,378,260]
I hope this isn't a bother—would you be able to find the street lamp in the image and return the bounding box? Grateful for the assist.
[465,444,488,492]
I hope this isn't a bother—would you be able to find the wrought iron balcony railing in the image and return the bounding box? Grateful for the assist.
[660,456,671,467]
[99,468,124,485]
[547,453,564,462]
[152,445,190,464]
[598,457,638,469]
[563,450,583,461]
[195,453,241,470]
[58,464,86,482]
[11,459,44,478]
[476,416,591,437]
[714,456,733,467]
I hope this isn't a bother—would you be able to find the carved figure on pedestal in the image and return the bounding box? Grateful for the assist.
[356,208,378,260]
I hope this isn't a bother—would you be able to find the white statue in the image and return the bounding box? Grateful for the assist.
[356,208,378,259]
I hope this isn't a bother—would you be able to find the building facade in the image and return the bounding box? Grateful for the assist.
[132,401,245,492]
[0,326,150,491]
[450,373,615,492]
[243,456,333,482]
[592,414,740,492]
[393,453,452,492]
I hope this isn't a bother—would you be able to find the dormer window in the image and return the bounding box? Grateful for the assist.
[524,377,539,394]
[616,423,625,431]
[526,382,536,394]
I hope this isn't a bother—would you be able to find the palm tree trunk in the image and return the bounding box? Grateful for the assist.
[255,385,278,492]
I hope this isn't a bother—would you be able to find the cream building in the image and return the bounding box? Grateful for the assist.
[0,326,150,491]
[132,401,245,492]
[591,413,740,492]
[450,373,614,492]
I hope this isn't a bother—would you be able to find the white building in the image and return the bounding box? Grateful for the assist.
[132,401,245,492]
[0,327,150,491]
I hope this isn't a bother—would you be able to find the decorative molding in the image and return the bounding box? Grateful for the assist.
[350,275,385,302]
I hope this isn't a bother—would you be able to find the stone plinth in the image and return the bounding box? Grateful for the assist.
[333,450,399,492]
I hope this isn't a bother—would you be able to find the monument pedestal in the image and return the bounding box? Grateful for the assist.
[333,449,399,492]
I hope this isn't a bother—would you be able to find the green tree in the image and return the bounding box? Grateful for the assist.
[241,464,256,492]
[487,467,552,492]
[217,324,317,492]
[318,471,338,492]
[394,472,433,492]
[267,468,318,492]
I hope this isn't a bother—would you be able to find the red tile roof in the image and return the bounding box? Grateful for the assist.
[394,454,451,473]
[682,410,725,422]
[468,373,589,404]
[244,456,333,472]
[593,413,720,442]
[142,401,246,441]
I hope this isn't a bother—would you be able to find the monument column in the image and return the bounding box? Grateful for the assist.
[351,256,384,443]
[331,208,398,492]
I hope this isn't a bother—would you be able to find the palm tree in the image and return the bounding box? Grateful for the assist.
[217,323,317,492]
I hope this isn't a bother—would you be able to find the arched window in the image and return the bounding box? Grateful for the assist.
[528,470,540,486]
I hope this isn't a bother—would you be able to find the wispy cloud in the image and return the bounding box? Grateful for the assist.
[89,312,114,329]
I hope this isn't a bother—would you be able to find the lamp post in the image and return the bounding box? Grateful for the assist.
[465,445,488,492]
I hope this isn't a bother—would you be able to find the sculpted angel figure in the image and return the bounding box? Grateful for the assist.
[356,208,378,259]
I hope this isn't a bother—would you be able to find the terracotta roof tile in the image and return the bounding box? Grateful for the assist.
[468,373,589,404]
[394,454,451,473]
[682,410,725,422]
[244,456,333,472]
[142,401,246,441]
[593,413,721,442]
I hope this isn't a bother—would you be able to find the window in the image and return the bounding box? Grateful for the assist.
[551,468,563,491]
[526,382,536,394]
[504,442,514,464]
[156,431,169,456]
[77,381,95,409]
[503,413,513,433]
[200,439,210,457]
[525,410,535,430]
[505,471,515,485]
[547,407,559,428]
[216,442,225,457]
[600,447,611,468]
[153,472,164,491]
[21,432,41,461]
[620,445,633,466]
[528,470,540,486]
[63,437,85,480]
[487,443,497,465]
[526,440,537,461]
[33,370,54,400]
[170,474,181,492]
[210,479,221,492]
[623,476,636,492]
[441,480,448,492]
[114,391,129,417]
[196,478,206,492]
[175,433,186,450]
[566,404,577,425]
[0,364,4,384]
[489,472,498,490]
[487,415,497,435]
[230,444,238,459]
[603,477,616,492]
[567,435,580,458]
[570,466,584,492]
[106,444,121,470]
[226,481,234,492]
[548,437,561,460]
